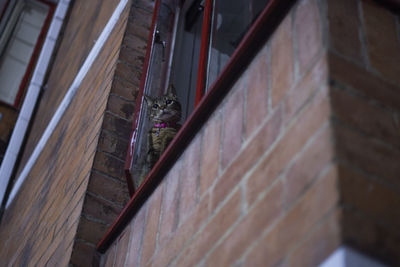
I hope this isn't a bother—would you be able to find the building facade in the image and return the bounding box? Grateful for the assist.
[0,0,399,266]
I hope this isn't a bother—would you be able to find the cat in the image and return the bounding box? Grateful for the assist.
[138,85,182,185]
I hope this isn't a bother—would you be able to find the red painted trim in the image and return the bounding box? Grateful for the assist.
[124,0,162,196]
[13,0,55,108]
[194,0,212,107]
[98,0,296,253]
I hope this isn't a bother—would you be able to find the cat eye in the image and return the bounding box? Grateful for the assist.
[153,104,159,109]
[166,99,173,105]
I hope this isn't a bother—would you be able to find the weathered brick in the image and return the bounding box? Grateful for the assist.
[140,185,163,266]
[176,190,241,267]
[82,194,122,224]
[339,164,400,230]
[335,123,400,189]
[199,113,222,196]
[295,0,322,75]
[98,129,129,160]
[106,94,135,120]
[115,60,143,86]
[158,164,181,245]
[111,77,140,101]
[70,240,96,267]
[93,150,126,181]
[151,194,210,267]
[244,165,339,266]
[103,243,116,267]
[331,87,400,148]
[342,208,400,266]
[329,52,400,111]
[119,45,146,73]
[179,135,201,221]
[76,216,109,245]
[213,105,282,210]
[284,124,334,205]
[270,14,294,107]
[221,80,245,169]
[327,0,363,63]
[207,181,284,266]
[87,171,129,206]
[115,225,131,267]
[102,112,132,141]
[287,209,341,267]
[126,203,147,266]
[362,0,400,83]
[245,45,269,138]
[284,55,328,124]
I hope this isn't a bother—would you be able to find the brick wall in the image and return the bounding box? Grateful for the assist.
[0,1,130,266]
[100,0,343,266]
[328,0,400,264]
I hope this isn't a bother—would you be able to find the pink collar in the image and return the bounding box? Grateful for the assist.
[154,122,176,128]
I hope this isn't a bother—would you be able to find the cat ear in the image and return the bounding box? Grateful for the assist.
[144,95,153,105]
[167,84,177,97]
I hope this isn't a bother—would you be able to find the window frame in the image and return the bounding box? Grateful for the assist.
[100,0,295,252]
[0,0,55,108]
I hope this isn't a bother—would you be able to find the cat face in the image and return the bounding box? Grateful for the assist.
[144,92,181,123]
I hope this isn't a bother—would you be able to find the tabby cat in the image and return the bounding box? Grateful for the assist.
[138,85,181,184]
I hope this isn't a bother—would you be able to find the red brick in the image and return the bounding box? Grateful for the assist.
[115,225,131,267]
[207,181,284,266]
[176,190,241,267]
[221,81,245,169]
[329,52,400,110]
[247,87,330,207]
[102,112,132,141]
[127,7,152,40]
[98,130,129,160]
[111,77,140,101]
[70,240,96,267]
[284,56,327,124]
[199,113,222,196]
[342,208,400,266]
[212,105,282,210]
[245,45,269,138]
[244,166,339,267]
[126,203,147,266]
[362,0,400,83]
[140,185,163,266]
[87,171,129,206]
[124,32,148,55]
[270,15,294,107]
[295,0,322,74]
[287,209,341,267]
[179,135,201,221]
[82,194,122,224]
[158,164,181,245]
[119,46,146,73]
[331,87,400,148]
[152,194,211,267]
[114,61,143,87]
[92,150,125,181]
[327,0,363,63]
[339,164,400,230]
[106,94,135,121]
[285,124,334,205]
[103,243,116,267]
[335,123,400,189]
[76,216,109,245]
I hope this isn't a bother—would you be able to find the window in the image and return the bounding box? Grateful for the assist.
[125,0,271,194]
[0,0,54,107]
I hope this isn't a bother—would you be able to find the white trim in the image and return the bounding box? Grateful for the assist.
[0,0,128,208]
[319,246,387,267]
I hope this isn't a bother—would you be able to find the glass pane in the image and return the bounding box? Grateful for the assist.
[206,0,270,89]
[130,0,179,189]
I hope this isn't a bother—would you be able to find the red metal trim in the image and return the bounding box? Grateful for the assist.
[124,0,162,196]
[98,0,296,253]
[194,0,212,107]
[13,0,56,108]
